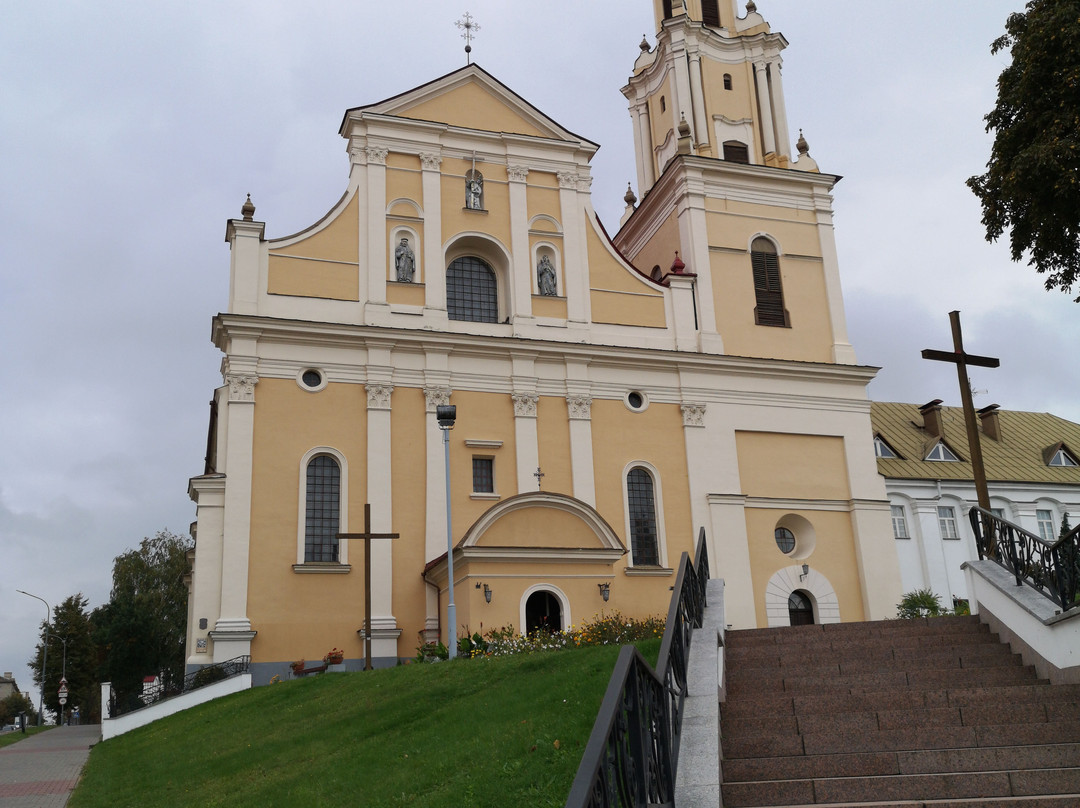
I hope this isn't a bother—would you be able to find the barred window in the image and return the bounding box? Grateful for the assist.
[472,457,494,494]
[305,455,340,562]
[447,256,498,323]
[626,468,660,566]
[751,237,788,326]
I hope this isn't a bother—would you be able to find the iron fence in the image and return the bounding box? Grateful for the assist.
[108,656,250,718]
[565,528,710,808]
[969,506,1080,612]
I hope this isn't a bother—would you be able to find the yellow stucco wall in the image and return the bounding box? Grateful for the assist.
[270,194,359,262]
[397,81,549,138]
[386,281,426,306]
[450,391,518,531]
[734,432,851,500]
[537,396,572,495]
[247,378,369,664]
[267,194,360,301]
[588,220,667,327]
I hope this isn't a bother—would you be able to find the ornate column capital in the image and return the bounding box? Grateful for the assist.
[419,152,443,171]
[507,164,530,183]
[557,170,578,189]
[566,394,593,421]
[226,373,258,403]
[423,385,452,413]
[576,174,594,193]
[349,139,366,164]
[366,382,394,410]
[512,392,539,418]
[366,147,389,166]
[681,402,707,427]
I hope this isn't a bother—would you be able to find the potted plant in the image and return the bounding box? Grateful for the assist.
[289,659,306,676]
[323,647,345,669]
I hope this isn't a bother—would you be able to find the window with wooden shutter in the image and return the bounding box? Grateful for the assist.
[723,140,749,163]
[701,0,721,27]
[751,237,788,326]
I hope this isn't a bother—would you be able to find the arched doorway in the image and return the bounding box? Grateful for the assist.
[525,590,562,634]
[788,590,815,626]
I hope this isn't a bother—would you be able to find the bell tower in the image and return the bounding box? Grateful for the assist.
[628,0,794,194]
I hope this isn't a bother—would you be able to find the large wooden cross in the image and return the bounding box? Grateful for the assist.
[338,503,399,670]
[921,310,1000,512]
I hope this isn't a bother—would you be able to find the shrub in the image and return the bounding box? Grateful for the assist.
[896,588,945,619]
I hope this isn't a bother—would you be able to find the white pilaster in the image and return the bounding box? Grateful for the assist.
[187,476,225,666]
[507,165,533,320]
[634,102,656,191]
[213,363,257,655]
[566,395,595,506]
[365,147,390,318]
[365,343,396,658]
[350,142,370,317]
[754,62,776,156]
[420,153,448,323]
[813,190,857,364]
[688,51,709,151]
[675,185,722,351]
[423,382,451,564]
[707,493,756,628]
[512,384,540,495]
[558,173,589,327]
[225,219,265,316]
[769,60,791,160]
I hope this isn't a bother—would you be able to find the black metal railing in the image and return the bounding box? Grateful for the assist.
[108,656,250,718]
[969,506,1080,612]
[565,528,710,808]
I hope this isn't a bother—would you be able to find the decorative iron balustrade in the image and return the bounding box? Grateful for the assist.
[108,655,251,718]
[565,528,709,808]
[969,506,1080,613]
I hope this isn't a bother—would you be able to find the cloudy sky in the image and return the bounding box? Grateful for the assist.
[3,1,1074,709]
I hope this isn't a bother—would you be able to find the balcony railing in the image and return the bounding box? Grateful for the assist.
[565,528,709,808]
[969,506,1080,613]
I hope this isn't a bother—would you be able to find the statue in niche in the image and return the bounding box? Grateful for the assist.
[465,170,484,210]
[394,237,415,282]
[537,255,557,296]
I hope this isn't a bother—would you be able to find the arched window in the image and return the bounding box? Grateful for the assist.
[626,467,660,566]
[751,237,788,327]
[723,73,733,91]
[305,455,341,562]
[447,256,498,323]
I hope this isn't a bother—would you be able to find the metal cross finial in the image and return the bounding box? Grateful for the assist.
[456,12,480,64]
[534,466,545,490]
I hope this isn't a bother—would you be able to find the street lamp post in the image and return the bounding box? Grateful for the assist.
[16,590,50,726]
[436,405,458,659]
[51,635,68,725]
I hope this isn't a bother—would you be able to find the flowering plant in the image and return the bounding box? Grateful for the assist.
[323,647,345,665]
[289,659,306,673]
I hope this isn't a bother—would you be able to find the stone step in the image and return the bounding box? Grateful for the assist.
[728,616,985,646]
[726,664,1043,697]
[721,767,1080,807]
[728,640,1017,670]
[721,720,1080,760]
[727,629,1001,657]
[722,743,1080,783]
[722,683,1080,720]
[726,652,1023,683]
[724,797,1080,808]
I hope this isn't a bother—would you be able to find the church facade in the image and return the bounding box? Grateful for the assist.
[185,0,903,680]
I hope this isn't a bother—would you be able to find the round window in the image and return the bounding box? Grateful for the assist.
[625,391,647,411]
[299,369,324,390]
[774,527,796,554]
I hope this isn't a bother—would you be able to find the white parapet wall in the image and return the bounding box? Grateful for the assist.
[963,559,1080,685]
[100,674,252,741]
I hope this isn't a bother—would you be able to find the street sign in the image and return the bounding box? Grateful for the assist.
[59,696,67,706]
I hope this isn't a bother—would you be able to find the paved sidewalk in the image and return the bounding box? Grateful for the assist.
[0,725,99,808]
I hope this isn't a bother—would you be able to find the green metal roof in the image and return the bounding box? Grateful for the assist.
[870,401,1080,485]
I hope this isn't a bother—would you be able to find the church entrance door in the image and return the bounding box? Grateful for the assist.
[525,590,562,634]
[788,590,815,625]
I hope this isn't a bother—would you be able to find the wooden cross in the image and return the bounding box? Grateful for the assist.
[337,503,399,670]
[921,310,1000,512]
[533,466,545,491]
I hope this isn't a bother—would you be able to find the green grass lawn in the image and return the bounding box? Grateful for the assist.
[0,725,52,748]
[70,639,659,808]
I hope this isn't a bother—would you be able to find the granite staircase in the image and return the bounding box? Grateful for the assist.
[720,615,1080,807]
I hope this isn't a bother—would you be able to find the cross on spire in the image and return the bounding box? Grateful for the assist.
[455,12,480,64]
[921,310,1000,512]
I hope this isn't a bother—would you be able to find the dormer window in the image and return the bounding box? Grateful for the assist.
[925,442,960,462]
[874,435,900,459]
[1048,446,1079,467]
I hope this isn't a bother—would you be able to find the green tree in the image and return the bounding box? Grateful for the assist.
[28,594,98,724]
[0,691,37,726]
[1061,511,1073,539]
[967,0,1080,299]
[94,530,192,708]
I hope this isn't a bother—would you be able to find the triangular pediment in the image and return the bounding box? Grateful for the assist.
[342,64,596,147]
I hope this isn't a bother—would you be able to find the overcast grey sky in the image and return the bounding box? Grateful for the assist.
[4,1,1074,710]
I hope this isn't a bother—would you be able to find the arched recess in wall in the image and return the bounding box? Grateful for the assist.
[519,583,571,635]
[764,566,839,627]
[443,233,513,323]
